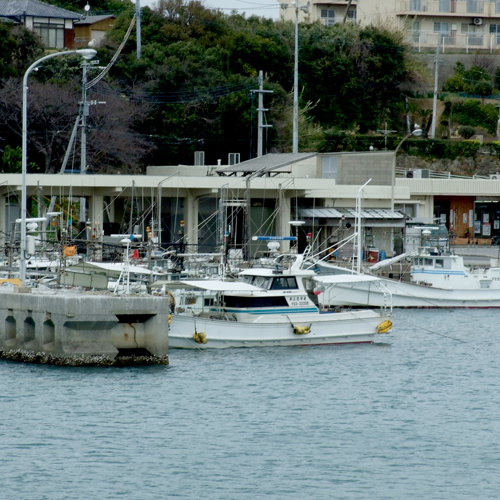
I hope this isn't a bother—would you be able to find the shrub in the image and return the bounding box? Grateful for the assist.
[458,126,476,139]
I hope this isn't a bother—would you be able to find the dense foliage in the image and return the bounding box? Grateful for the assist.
[440,98,498,136]
[0,0,422,172]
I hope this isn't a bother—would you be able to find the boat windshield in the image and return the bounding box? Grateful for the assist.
[270,277,298,290]
[239,275,299,290]
[240,275,273,289]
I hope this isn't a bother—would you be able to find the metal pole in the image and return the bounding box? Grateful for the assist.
[431,44,439,139]
[80,59,89,174]
[59,116,80,174]
[257,70,264,157]
[356,179,371,273]
[80,58,90,228]
[129,180,135,235]
[136,0,141,59]
[293,5,299,154]
[21,49,96,286]
[245,176,251,260]
[157,173,179,249]
[342,0,353,23]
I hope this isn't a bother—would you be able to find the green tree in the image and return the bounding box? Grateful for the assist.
[0,145,22,173]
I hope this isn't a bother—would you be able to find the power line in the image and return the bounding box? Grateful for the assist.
[88,80,257,103]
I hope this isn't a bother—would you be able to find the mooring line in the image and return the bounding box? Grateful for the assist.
[397,317,466,343]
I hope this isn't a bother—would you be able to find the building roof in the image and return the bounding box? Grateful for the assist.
[217,153,317,176]
[74,14,116,25]
[298,208,406,220]
[0,0,83,20]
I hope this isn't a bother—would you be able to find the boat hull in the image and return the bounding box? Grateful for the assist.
[320,279,500,308]
[169,310,390,348]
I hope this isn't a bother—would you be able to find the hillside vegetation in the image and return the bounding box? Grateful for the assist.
[3,0,493,174]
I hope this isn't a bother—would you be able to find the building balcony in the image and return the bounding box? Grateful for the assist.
[397,0,500,17]
[410,29,500,52]
[311,0,357,5]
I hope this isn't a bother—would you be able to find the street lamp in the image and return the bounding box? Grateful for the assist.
[391,127,423,213]
[20,48,97,286]
[282,1,310,154]
[390,126,422,253]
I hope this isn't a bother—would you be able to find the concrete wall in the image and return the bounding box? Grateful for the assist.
[0,290,170,366]
[337,152,394,186]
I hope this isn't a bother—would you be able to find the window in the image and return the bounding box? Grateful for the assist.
[434,22,450,43]
[467,0,483,13]
[439,0,451,12]
[347,9,356,23]
[490,23,500,44]
[411,21,421,43]
[33,19,65,49]
[462,23,483,45]
[321,9,336,26]
[271,277,298,290]
[241,275,273,289]
[322,156,338,179]
[224,296,289,308]
[410,0,421,10]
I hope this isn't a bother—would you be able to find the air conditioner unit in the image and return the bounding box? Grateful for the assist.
[413,169,430,179]
[490,174,500,180]
[474,18,483,25]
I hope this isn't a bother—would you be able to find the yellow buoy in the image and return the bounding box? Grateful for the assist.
[193,332,208,344]
[376,320,392,334]
[293,325,311,335]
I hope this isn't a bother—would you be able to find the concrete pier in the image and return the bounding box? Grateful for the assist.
[0,288,170,366]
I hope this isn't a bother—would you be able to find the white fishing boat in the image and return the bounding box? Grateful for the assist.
[315,246,500,308]
[168,255,392,348]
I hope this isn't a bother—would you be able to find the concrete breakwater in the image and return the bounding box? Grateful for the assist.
[0,288,170,366]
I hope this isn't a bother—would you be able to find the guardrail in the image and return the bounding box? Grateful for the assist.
[396,167,491,179]
[409,31,500,53]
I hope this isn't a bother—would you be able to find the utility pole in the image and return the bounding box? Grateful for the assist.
[377,122,396,150]
[250,71,273,157]
[79,57,90,225]
[136,0,141,59]
[430,44,442,139]
[342,0,354,23]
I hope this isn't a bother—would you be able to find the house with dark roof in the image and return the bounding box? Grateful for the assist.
[0,0,83,49]
[74,14,116,47]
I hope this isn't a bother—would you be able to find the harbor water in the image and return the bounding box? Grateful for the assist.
[1,309,500,499]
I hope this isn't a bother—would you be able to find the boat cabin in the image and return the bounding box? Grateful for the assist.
[410,247,500,289]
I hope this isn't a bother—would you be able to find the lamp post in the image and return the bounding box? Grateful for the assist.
[290,1,310,154]
[390,127,422,252]
[21,48,97,286]
[391,127,423,213]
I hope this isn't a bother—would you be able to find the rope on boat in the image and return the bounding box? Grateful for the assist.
[285,315,311,335]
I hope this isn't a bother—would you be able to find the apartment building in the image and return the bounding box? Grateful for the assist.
[279,0,500,51]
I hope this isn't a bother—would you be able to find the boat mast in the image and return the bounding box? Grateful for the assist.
[355,179,371,273]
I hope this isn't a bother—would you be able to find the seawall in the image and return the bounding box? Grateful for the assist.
[0,288,170,366]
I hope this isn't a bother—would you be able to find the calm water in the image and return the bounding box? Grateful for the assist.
[1,309,500,499]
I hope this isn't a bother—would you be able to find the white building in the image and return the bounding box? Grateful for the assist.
[2,152,498,261]
[279,0,500,51]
